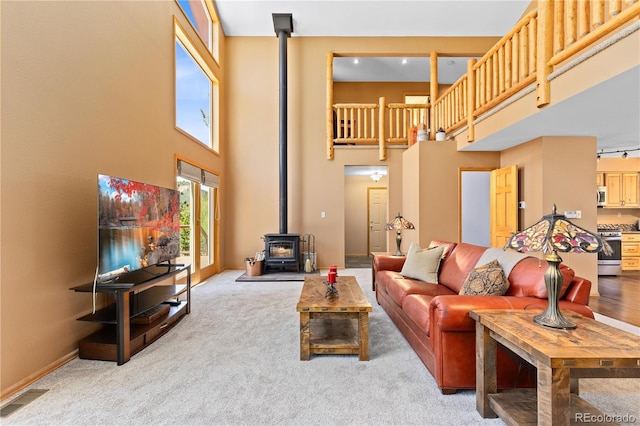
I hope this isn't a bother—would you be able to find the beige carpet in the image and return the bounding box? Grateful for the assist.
[2,268,639,425]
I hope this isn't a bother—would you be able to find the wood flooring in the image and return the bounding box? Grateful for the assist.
[591,271,640,327]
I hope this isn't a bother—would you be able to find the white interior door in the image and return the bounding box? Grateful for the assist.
[368,188,387,252]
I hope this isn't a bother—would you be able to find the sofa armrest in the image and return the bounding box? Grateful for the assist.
[430,295,593,333]
[373,255,406,273]
[429,295,592,332]
[561,277,591,305]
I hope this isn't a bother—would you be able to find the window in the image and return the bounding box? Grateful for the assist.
[175,39,213,148]
[176,0,219,61]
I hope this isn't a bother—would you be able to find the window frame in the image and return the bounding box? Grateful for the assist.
[175,0,220,62]
[174,18,220,153]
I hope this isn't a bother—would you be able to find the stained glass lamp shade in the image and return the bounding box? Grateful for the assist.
[385,213,415,256]
[505,204,611,329]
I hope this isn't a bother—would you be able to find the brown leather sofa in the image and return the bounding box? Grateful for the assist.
[373,240,594,394]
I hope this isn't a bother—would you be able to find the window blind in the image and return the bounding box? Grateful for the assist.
[177,160,219,188]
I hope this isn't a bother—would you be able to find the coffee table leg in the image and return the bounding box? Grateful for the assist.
[358,311,369,361]
[300,311,310,361]
[475,321,497,418]
[538,363,570,425]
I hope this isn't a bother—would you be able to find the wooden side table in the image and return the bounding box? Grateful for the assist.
[470,309,640,426]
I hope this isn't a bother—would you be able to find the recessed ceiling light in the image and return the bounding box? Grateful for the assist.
[353,58,359,65]
[401,58,408,65]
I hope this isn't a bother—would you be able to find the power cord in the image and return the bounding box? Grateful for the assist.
[92,265,99,314]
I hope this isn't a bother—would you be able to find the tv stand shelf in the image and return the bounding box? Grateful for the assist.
[71,263,191,365]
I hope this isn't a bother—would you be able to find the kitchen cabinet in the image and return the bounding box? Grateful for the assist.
[605,172,639,207]
[622,234,640,271]
[596,173,604,186]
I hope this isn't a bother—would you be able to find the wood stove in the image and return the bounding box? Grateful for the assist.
[263,233,300,272]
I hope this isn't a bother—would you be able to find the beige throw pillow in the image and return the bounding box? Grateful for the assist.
[400,243,445,283]
[459,259,509,296]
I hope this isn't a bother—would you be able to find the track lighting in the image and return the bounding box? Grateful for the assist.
[596,147,639,158]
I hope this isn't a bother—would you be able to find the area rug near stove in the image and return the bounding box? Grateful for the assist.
[3,269,638,425]
[235,269,320,282]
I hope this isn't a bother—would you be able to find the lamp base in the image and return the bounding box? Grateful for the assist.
[394,231,403,256]
[533,310,577,329]
[533,252,577,329]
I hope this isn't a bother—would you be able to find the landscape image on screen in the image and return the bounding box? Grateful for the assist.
[98,174,180,280]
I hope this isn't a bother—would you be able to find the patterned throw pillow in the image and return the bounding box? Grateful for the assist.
[459,259,509,296]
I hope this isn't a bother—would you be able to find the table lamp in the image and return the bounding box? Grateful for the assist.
[385,213,415,256]
[504,204,611,329]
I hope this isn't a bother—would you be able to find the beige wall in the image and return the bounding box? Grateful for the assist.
[1,1,225,395]
[334,81,441,104]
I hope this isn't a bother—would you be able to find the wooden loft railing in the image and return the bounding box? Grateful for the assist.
[326,0,640,161]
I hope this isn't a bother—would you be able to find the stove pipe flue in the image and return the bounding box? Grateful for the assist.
[272,13,293,235]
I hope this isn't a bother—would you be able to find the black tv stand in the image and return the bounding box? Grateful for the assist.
[71,263,191,365]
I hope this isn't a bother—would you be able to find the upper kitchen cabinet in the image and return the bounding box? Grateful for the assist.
[606,172,639,207]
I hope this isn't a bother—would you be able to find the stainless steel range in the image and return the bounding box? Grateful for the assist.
[597,224,622,276]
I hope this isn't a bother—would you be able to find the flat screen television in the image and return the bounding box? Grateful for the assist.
[97,174,180,282]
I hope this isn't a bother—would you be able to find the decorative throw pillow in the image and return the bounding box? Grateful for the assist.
[459,259,509,296]
[400,243,445,283]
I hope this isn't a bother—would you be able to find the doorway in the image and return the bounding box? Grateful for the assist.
[344,165,388,267]
[177,159,220,284]
[459,168,492,246]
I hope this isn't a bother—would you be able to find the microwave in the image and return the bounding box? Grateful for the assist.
[597,186,607,207]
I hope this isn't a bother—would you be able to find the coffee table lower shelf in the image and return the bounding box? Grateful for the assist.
[308,317,360,356]
[488,388,617,426]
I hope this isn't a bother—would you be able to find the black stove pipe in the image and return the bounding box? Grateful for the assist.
[273,13,293,235]
[278,28,288,235]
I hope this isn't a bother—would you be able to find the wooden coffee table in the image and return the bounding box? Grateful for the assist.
[470,309,640,426]
[296,275,372,361]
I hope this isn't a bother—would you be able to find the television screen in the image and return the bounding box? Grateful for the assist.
[98,174,180,281]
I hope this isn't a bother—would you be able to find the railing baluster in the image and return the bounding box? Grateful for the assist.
[554,0,565,54]
[579,0,590,37]
[611,0,622,15]
[505,39,512,90]
[567,0,578,45]
[593,0,605,28]
[512,31,519,87]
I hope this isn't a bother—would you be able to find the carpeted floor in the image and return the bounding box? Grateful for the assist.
[2,269,639,425]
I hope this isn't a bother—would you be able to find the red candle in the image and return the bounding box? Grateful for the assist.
[328,271,337,283]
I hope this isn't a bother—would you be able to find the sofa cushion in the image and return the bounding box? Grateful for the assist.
[400,243,445,283]
[385,274,455,307]
[402,294,434,336]
[459,260,509,296]
[505,257,575,299]
[438,243,487,293]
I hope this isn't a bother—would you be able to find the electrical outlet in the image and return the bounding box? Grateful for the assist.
[564,210,582,219]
